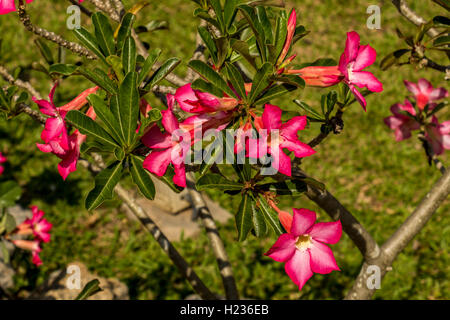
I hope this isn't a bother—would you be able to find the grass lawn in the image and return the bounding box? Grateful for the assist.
[0,0,448,299]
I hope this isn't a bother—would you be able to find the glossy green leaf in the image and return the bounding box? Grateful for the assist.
[191,78,224,97]
[254,83,296,105]
[145,57,181,89]
[225,62,246,100]
[48,64,77,76]
[92,12,116,57]
[188,60,236,97]
[130,155,155,200]
[118,72,139,146]
[117,13,136,51]
[196,173,243,191]
[87,94,124,144]
[34,39,54,65]
[77,67,118,95]
[248,62,273,103]
[257,195,283,235]
[73,27,108,65]
[65,110,119,148]
[75,279,102,300]
[122,37,137,74]
[85,161,123,210]
[138,48,161,85]
[236,194,253,241]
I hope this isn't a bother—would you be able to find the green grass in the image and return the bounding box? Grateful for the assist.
[0,0,449,299]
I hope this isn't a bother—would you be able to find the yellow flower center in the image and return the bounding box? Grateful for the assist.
[295,235,312,251]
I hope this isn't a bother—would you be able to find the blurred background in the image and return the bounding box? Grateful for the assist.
[0,0,448,299]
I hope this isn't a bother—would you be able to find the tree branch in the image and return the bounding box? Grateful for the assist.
[391,0,439,37]
[17,1,96,60]
[345,168,450,299]
[0,65,42,99]
[187,173,239,300]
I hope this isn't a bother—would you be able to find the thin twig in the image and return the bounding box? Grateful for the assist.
[187,173,240,300]
[0,65,42,99]
[17,1,96,60]
[68,0,93,17]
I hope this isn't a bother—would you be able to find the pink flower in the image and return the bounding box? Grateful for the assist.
[34,85,98,180]
[425,116,450,156]
[265,208,342,290]
[384,99,420,141]
[0,152,6,175]
[12,239,43,267]
[142,95,191,188]
[249,104,315,176]
[286,66,343,87]
[276,9,297,67]
[338,31,383,110]
[175,83,239,114]
[404,79,448,110]
[0,0,84,14]
[33,83,70,151]
[22,206,53,243]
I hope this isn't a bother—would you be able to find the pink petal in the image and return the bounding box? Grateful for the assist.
[41,118,65,143]
[350,85,367,110]
[344,31,360,63]
[308,239,340,274]
[404,80,419,95]
[280,116,307,141]
[291,208,316,237]
[280,139,316,158]
[141,125,172,149]
[350,71,383,92]
[262,104,282,130]
[161,109,180,134]
[32,97,57,117]
[429,87,448,102]
[309,221,342,244]
[284,249,313,290]
[172,162,186,188]
[142,148,172,176]
[352,44,377,71]
[418,78,433,94]
[265,233,296,262]
[270,147,291,176]
[277,9,297,64]
[439,120,450,135]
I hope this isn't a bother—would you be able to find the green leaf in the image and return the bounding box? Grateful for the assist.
[118,72,139,146]
[199,137,223,177]
[236,194,253,241]
[433,35,450,47]
[160,166,184,193]
[254,83,296,104]
[87,94,124,144]
[238,4,267,61]
[231,39,257,69]
[145,57,181,89]
[191,78,224,97]
[77,67,118,95]
[275,74,305,89]
[137,109,162,138]
[34,39,54,65]
[248,62,273,103]
[106,55,124,83]
[0,212,16,234]
[75,279,102,300]
[259,180,307,195]
[225,62,246,100]
[196,174,243,191]
[274,15,287,62]
[380,49,411,71]
[138,48,161,85]
[73,27,108,65]
[293,99,324,120]
[255,6,273,44]
[257,195,283,235]
[210,0,225,33]
[0,181,21,208]
[48,64,78,76]
[65,110,119,148]
[85,161,123,210]
[92,12,116,57]
[122,37,137,74]
[130,155,155,200]
[188,60,236,97]
[223,0,238,30]
[251,199,267,237]
[0,240,9,264]
[117,13,136,52]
